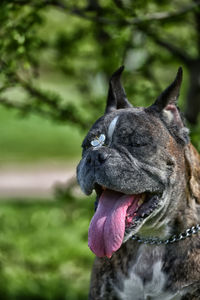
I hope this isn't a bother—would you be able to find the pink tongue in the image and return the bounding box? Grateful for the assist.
[88,190,137,258]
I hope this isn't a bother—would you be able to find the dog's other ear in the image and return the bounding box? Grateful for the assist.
[148,67,189,144]
[152,67,183,112]
[105,66,132,114]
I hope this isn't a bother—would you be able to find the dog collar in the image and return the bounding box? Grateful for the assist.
[131,224,200,245]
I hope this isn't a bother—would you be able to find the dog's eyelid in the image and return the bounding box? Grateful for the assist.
[134,141,148,147]
[130,134,154,148]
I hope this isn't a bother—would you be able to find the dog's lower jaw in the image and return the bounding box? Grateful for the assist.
[119,188,179,246]
[89,189,166,258]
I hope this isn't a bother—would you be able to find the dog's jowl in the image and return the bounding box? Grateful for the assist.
[77,66,200,300]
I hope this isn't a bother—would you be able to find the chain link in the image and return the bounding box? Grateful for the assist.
[131,224,200,245]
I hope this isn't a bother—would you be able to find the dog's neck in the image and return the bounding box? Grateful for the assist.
[170,143,200,234]
[137,143,200,241]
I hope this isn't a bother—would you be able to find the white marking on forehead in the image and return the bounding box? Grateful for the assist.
[107,116,119,142]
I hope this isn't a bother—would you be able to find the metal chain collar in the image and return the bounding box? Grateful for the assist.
[131,224,200,245]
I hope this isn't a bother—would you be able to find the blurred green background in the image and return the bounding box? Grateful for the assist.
[0,1,200,299]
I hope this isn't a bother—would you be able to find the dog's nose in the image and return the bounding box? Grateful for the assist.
[86,150,108,166]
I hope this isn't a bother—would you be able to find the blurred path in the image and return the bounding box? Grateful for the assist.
[0,162,77,199]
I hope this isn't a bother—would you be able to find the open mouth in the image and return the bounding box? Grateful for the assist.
[125,192,160,228]
[88,184,160,258]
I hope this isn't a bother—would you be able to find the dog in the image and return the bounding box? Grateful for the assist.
[77,66,200,299]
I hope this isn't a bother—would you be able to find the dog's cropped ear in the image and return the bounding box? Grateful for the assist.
[148,67,189,144]
[105,66,132,114]
[152,67,183,112]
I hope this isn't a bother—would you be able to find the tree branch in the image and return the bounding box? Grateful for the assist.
[128,1,200,25]
[0,75,90,130]
[0,96,52,119]
[0,93,89,129]
[193,0,200,57]
[138,28,192,65]
[12,0,200,26]
[153,38,192,65]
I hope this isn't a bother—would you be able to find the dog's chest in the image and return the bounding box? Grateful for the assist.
[113,245,181,300]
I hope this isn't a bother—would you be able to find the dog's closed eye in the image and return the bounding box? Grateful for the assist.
[128,134,153,148]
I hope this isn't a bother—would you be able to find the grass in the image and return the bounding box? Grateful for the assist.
[0,195,95,300]
[0,106,84,163]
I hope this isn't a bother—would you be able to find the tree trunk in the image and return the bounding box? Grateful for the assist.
[185,59,200,124]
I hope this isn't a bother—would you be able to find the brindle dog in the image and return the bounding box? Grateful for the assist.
[77,66,200,300]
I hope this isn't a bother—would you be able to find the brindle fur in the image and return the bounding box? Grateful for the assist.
[89,144,200,300]
[77,67,200,299]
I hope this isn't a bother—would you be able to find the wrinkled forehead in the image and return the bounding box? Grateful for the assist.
[90,108,157,133]
[82,107,170,150]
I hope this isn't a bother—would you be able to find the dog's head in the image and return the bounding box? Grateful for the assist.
[77,66,190,258]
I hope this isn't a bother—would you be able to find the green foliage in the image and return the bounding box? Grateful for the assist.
[0,0,199,132]
[0,195,95,299]
[0,3,199,299]
[189,119,200,152]
[0,106,83,162]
